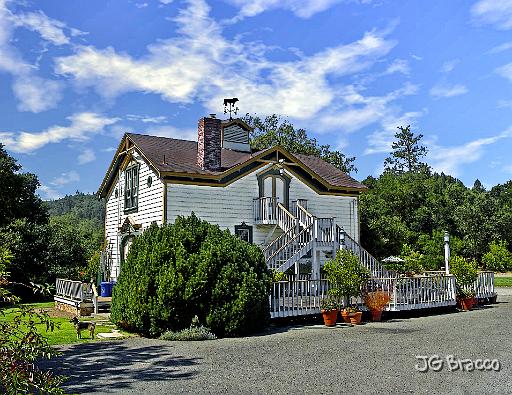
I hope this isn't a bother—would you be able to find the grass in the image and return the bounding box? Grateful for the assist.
[495,277,512,287]
[0,302,124,345]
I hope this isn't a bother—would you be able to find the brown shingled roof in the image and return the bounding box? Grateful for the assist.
[101,133,365,195]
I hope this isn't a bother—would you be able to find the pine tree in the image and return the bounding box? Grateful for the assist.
[384,125,428,173]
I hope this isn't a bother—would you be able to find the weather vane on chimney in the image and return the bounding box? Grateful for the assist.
[223,98,239,120]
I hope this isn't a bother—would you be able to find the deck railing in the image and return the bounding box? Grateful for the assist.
[270,279,329,318]
[55,278,92,302]
[314,217,335,243]
[253,197,278,224]
[472,271,496,299]
[389,275,456,310]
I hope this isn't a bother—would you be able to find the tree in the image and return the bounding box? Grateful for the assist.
[384,125,428,174]
[0,144,47,227]
[0,246,65,394]
[244,114,357,174]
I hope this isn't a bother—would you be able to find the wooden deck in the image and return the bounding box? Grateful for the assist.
[269,272,496,319]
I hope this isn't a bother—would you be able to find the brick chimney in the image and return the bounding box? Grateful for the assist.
[197,114,222,170]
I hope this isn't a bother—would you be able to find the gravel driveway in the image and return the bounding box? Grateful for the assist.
[43,291,512,394]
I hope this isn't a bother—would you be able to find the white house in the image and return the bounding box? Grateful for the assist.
[97,115,367,281]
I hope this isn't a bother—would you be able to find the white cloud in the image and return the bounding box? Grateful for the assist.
[225,0,345,19]
[78,148,96,164]
[316,83,418,134]
[126,114,168,123]
[54,0,395,122]
[12,75,63,112]
[498,99,512,109]
[488,41,512,54]
[471,0,512,30]
[428,129,512,176]
[363,110,425,155]
[2,112,120,153]
[440,59,459,73]
[10,10,83,46]
[160,0,173,4]
[429,83,468,98]
[37,184,62,200]
[0,1,65,112]
[135,3,148,8]
[496,62,512,82]
[50,170,80,186]
[385,59,410,75]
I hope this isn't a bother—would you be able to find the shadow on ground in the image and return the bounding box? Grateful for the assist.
[40,341,201,393]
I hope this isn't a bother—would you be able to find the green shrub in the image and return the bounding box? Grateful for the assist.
[450,255,478,293]
[271,269,287,282]
[381,245,424,275]
[482,240,512,272]
[323,249,369,299]
[110,214,271,338]
[160,317,217,341]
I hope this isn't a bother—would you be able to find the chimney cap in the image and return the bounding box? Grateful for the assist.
[209,113,216,119]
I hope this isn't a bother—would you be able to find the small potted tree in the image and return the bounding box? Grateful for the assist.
[324,249,369,325]
[450,256,478,311]
[320,297,339,327]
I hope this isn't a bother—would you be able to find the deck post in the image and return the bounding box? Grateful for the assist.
[444,231,450,275]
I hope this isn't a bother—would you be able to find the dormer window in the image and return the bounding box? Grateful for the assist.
[124,164,139,211]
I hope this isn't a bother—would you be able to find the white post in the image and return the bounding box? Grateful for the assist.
[444,231,450,275]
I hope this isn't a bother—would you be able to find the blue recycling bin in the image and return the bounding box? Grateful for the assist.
[100,281,112,297]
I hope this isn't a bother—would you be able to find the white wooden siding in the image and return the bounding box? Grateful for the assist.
[288,175,359,242]
[104,150,163,280]
[166,166,359,245]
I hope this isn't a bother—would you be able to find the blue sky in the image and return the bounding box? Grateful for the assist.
[1,0,512,199]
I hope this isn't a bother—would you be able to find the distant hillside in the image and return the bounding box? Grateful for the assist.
[45,192,105,224]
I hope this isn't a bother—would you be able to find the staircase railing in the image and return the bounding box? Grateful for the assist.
[263,225,296,262]
[276,203,296,231]
[296,202,314,227]
[267,222,315,271]
[336,225,393,278]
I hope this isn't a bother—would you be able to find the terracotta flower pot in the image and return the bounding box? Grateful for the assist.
[321,309,338,327]
[341,309,351,323]
[370,309,383,322]
[348,311,363,325]
[458,297,474,311]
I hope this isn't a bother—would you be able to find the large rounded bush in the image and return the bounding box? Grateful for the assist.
[111,214,271,337]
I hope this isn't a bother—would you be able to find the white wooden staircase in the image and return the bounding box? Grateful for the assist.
[259,200,392,279]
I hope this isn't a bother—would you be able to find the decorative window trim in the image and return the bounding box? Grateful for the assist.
[124,164,140,213]
[235,222,253,244]
[120,234,136,266]
[257,168,291,209]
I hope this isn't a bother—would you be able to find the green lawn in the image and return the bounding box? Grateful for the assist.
[495,277,512,287]
[0,302,123,345]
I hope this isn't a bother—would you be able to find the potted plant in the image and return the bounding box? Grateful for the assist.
[450,256,478,311]
[344,305,363,325]
[324,249,369,325]
[364,290,390,321]
[320,297,339,327]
